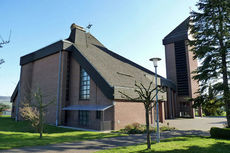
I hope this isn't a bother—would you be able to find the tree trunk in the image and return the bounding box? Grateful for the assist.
[39,120,43,139]
[145,108,151,149]
[222,56,230,127]
[39,106,43,139]
[218,11,230,127]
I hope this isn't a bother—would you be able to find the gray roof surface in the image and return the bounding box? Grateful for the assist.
[71,32,166,100]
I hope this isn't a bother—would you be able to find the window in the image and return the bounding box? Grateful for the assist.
[174,40,189,96]
[80,68,90,99]
[79,110,89,126]
[96,111,101,119]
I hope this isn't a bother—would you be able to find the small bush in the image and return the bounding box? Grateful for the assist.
[124,124,134,131]
[122,123,144,134]
[210,127,230,139]
[160,126,176,132]
[120,123,175,134]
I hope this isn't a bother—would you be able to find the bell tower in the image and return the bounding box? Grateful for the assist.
[163,17,201,118]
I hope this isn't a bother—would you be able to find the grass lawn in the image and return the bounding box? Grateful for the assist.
[0,115,11,117]
[96,136,230,153]
[0,117,126,150]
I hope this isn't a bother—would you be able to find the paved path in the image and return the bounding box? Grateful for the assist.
[162,117,227,131]
[0,130,209,153]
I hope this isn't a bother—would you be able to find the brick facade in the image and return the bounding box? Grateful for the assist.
[163,18,201,118]
[11,23,175,131]
[17,52,60,124]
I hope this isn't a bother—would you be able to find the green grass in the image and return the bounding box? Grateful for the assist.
[0,117,126,150]
[96,136,230,153]
[0,115,11,118]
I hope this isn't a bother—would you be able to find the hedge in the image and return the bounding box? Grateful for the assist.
[210,127,230,139]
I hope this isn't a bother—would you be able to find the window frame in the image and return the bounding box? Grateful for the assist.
[79,68,90,100]
[78,110,89,126]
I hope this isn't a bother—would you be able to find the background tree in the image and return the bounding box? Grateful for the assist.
[193,85,225,116]
[20,88,55,138]
[0,31,11,66]
[189,0,230,127]
[0,103,10,115]
[119,82,164,149]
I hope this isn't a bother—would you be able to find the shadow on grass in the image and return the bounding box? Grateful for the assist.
[0,117,75,133]
[130,142,230,153]
[0,131,124,150]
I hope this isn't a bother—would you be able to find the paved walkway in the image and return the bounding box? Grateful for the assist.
[2,117,225,153]
[1,130,209,153]
[162,117,227,131]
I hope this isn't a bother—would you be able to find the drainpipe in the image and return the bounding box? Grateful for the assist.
[15,68,22,121]
[56,50,62,126]
[169,89,173,119]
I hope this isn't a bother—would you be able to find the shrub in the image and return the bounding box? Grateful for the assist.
[210,127,230,139]
[160,126,176,131]
[122,123,144,134]
[120,123,175,134]
[124,124,134,131]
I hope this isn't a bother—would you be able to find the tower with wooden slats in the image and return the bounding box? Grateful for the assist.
[163,17,200,118]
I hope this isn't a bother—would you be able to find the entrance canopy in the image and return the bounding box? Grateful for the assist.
[62,105,114,111]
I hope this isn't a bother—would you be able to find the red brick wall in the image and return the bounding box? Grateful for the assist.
[164,43,178,118]
[64,56,114,130]
[186,41,199,117]
[19,52,60,124]
[165,41,199,118]
[114,101,146,130]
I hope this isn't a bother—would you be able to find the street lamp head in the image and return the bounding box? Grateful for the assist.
[149,57,161,67]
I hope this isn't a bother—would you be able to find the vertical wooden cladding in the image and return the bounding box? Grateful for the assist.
[174,40,189,96]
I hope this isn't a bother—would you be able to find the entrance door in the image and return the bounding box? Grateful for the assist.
[78,110,89,126]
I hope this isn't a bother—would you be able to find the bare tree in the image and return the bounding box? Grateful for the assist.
[0,59,4,65]
[119,81,164,150]
[0,31,11,66]
[20,88,55,138]
[0,31,11,48]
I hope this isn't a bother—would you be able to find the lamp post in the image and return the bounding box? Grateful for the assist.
[149,57,161,143]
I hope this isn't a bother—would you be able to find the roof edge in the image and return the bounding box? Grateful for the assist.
[11,82,19,102]
[20,40,72,65]
[71,45,114,100]
[162,17,190,45]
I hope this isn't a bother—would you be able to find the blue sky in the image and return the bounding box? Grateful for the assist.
[0,0,198,96]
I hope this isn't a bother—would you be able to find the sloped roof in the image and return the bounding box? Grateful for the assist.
[163,17,189,45]
[11,83,18,102]
[70,32,170,100]
[12,24,176,101]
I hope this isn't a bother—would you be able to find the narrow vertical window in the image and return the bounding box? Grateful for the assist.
[96,111,101,119]
[80,68,90,99]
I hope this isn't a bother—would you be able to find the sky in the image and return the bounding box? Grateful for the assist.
[0,0,198,96]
